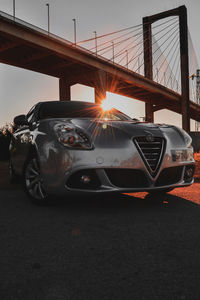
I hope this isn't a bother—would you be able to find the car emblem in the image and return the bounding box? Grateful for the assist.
[145,132,155,142]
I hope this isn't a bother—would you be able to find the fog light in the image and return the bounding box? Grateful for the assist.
[184,165,195,182]
[80,175,91,184]
[185,168,194,178]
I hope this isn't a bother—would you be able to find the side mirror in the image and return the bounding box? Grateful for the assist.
[14,114,29,126]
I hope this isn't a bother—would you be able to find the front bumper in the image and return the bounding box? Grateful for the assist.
[38,141,195,195]
[66,164,194,192]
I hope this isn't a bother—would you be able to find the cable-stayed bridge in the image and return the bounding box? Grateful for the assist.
[0,5,200,132]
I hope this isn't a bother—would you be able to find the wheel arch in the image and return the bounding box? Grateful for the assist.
[23,143,40,173]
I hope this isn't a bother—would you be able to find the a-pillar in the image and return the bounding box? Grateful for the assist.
[143,17,154,123]
[94,70,107,104]
[59,78,71,101]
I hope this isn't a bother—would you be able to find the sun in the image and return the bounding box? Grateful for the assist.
[101,98,113,111]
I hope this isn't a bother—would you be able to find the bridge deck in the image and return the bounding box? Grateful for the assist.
[0,11,200,122]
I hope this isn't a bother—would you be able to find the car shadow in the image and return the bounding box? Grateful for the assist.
[43,191,199,214]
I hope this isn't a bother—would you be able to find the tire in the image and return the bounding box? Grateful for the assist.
[9,160,19,184]
[23,156,48,204]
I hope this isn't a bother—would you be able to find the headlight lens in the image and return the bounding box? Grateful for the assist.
[171,149,194,162]
[179,129,192,147]
[54,123,93,149]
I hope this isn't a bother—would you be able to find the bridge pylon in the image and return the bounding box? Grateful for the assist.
[94,70,107,104]
[143,5,190,131]
[59,78,71,101]
[143,16,154,123]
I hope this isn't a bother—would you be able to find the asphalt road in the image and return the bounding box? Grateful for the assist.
[0,184,200,300]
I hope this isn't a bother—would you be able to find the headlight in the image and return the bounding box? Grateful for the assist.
[179,128,192,147]
[54,123,93,149]
[171,148,194,162]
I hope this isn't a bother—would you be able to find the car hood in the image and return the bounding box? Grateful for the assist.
[72,118,167,137]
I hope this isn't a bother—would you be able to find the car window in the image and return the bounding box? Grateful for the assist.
[27,105,36,123]
[38,102,132,121]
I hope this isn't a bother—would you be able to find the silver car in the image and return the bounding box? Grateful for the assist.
[10,100,195,203]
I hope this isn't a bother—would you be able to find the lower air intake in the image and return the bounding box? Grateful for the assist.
[155,166,184,186]
[104,169,149,188]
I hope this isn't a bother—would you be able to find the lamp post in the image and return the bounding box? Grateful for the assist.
[93,31,97,56]
[138,57,140,74]
[13,0,15,19]
[46,3,50,34]
[170,76,173,89]
[126,50,128,69]
[112,42,114,63]
[156,67,159,83]
[72,18,77,45]
[164,72,166,86]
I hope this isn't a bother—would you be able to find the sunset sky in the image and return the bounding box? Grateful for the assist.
[0,0,200,129]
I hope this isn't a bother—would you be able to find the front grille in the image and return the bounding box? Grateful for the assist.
[155,166,183,186]
[104,169,149,188]
[134,136,165,176]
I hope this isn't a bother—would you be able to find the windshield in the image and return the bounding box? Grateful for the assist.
[38,101,132,121]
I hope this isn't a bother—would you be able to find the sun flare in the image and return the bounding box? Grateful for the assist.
[101,99,113,111]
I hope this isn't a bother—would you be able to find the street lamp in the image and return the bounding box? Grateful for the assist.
[13,0,15,19]
[126,50,128,69]
[72,18,77,45]
[156,67,159,82]
[93,31,97,56]
[46,3,50,34]
[112,42,114,63]
[138,57,140,74]
[176,81,179,92]
[170,76,173,89]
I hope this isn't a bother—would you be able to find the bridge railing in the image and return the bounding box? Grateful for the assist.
[0,10,145,78]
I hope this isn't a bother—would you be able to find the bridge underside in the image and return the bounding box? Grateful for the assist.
[0,14,200,123]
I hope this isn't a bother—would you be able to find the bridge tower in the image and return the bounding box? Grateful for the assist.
[143,5,190,132]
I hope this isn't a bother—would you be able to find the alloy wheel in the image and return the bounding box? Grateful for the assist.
[24,158,47,200]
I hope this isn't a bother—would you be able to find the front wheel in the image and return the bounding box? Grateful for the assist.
[24,157,48,204]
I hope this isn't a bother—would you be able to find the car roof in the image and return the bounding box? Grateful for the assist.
[38,100,100,106]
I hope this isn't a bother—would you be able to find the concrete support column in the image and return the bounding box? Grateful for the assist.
[143,17,154,123]
[179,6,190,132]
[145,101,154,122]
[94,70,107,104]
[59,78,71,101]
